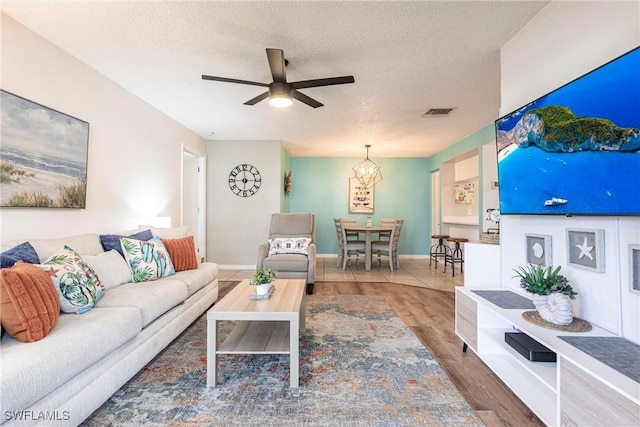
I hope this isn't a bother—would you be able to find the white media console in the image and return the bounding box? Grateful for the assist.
[455,287,640,426]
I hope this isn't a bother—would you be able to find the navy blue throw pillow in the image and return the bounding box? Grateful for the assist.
[0,241,40,268]
[99,229,154,258]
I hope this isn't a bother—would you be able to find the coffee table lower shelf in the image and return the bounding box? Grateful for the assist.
[218,320,291,354]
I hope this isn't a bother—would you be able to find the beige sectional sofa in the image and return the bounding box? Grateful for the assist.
[0,231,219,426]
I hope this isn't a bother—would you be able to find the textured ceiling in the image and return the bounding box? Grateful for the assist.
[0,1,548,157]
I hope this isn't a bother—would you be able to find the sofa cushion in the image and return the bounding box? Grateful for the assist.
[96,279,188,327]
[161,236,198,272]
[140,225,189,239]
[0,306,142,415]
[262,253,309,272]
[0,242,40,268]
[28,233,104,262]
[40,246,106,314]
[0,261,60,342]
[268,237,311,255]
[82,250,132,290]
[120,236,176,282]
[172,262,218,296]
[100,229,153,258]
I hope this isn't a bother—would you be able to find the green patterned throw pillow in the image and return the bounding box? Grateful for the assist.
[40,245,106,314]
[120,236,176,282]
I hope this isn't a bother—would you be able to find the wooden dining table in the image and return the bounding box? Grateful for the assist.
[341,224,394,271]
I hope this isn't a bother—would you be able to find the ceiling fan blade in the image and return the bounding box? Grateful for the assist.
[292,90,323,108]
[243,91,270,106]
[291,76,355,90]
[202,75,268,87]
[266,48,287,83]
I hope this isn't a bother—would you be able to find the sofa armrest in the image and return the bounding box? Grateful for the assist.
[256,242,269,271]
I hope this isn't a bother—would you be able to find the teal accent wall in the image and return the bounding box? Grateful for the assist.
[288,123,496,256]
[426,124,495,172]
[289,157,429,255]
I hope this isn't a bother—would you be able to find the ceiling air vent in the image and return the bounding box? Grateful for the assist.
[423,107,456,117]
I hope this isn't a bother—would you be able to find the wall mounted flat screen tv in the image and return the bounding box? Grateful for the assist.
[495,47,640,216]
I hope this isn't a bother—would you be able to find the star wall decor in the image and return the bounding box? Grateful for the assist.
[566,229,605,273]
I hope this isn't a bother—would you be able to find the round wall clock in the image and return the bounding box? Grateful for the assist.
[228,164,261,197]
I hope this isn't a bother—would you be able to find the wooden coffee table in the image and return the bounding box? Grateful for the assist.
[206,278,306,388]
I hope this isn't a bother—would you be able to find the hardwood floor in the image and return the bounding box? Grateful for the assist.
[217,280,544,427]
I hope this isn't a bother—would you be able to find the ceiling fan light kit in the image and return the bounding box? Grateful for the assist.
[268,82,293,108]
[202,48,354,108]
[353,144,383,188]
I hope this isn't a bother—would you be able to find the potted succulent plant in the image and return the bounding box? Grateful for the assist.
[513,264,577,325]
[250,268,276,295]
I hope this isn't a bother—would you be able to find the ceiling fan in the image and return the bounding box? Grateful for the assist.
[202,48,355,108]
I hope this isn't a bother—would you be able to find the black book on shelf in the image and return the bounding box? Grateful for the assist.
[505,332,557,362]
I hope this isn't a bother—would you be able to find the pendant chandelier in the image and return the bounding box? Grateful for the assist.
[352,144,383,188]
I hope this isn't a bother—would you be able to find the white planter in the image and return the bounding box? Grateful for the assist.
[532,293,573,326]
[255,283,271,295]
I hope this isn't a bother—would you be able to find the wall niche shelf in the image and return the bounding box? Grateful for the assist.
[455,287,640,426]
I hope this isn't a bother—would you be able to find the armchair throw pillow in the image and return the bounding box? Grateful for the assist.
[268,237,311,256]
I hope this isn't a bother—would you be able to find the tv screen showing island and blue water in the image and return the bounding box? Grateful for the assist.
[495,47,640,216]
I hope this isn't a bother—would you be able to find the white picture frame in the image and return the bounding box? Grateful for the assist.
[348,177,374,214]
[566,228,605,273]
[630,244,640,294]
[525,234,552,266]
[453,182,474,204]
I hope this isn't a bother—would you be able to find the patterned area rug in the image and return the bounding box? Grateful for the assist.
[83,295,483,426]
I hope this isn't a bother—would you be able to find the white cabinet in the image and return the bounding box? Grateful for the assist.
[454,156,479,181]
[455,287,640,426]
[463,242,500,287]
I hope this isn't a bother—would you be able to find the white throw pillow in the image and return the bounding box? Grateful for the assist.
[268,237,311,255]
[82,250,132,289]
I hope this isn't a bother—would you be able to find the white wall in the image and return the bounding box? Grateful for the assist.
[206,140,284,267]
[0,14,206,241]
[481,142,499,232]
[498,2,640,341]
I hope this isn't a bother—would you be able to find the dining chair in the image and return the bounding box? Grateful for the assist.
[340,217,360,241]
[334,218,365,270]
[377,218,396,242]
[371,219,404,271]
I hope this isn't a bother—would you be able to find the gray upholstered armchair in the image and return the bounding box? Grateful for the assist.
[257,213,316,294]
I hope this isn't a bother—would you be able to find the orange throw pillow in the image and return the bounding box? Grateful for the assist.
[0,261,60,342]
[161,236,198,272]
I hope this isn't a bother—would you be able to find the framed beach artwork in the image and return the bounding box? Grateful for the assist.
[0,90,89,208]
[566,228,605,272]
[349,177,374,214]
[525,234,552,266]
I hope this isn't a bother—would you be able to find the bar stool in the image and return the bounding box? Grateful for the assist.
[429,234,450,268]
[444,237,469,276]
